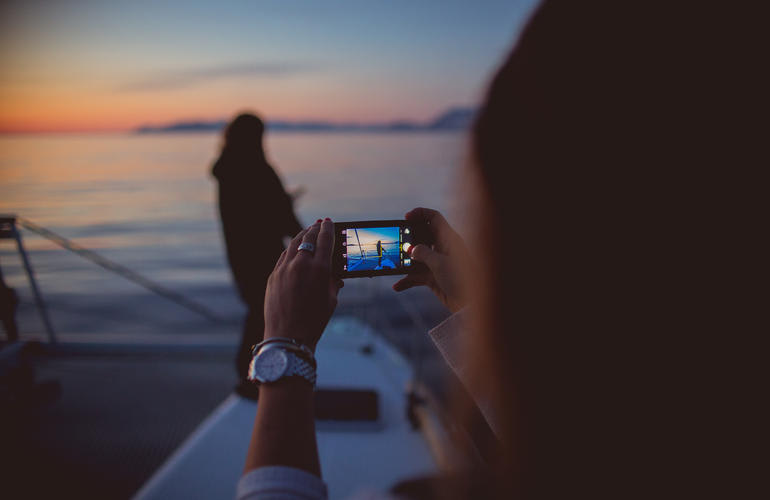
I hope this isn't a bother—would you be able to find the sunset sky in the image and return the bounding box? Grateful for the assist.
[0,0,537,133]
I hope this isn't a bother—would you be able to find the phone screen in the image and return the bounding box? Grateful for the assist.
[333,220,428,278]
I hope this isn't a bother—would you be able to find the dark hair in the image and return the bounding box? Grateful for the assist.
[464,1,715,497]
[212,113,270,181]
[223,113,265,155]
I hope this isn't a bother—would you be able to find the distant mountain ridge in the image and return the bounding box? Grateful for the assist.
[135,107,475,134]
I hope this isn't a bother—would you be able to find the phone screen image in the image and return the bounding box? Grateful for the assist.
[333,220,427,278]
[342,226,411,272]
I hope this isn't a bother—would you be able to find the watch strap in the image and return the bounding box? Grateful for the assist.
[251,339,316,368]
[287,352,317,387]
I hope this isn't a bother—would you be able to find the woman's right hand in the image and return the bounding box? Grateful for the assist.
[393,207,470,313]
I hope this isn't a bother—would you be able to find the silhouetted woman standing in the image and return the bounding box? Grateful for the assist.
[212,113,302,382]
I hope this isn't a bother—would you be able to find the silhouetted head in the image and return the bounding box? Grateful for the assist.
[212,113,270,180]
[223,113,265,156]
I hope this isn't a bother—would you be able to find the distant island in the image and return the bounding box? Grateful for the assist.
[135,107,475,134]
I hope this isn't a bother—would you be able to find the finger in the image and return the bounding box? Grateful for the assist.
[405,207,458,247]
[286,226,311,260]
[315,218,334,264]
[393,274,427,292]
[296,220,322,259]
[331,278,344,296]
[405,207,447,229]
[410,244,443,271]
[274,249,288,269]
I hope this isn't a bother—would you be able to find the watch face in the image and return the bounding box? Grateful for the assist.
[252,346,289,383]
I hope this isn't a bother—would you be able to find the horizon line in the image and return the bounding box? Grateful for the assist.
[0,105,475,135]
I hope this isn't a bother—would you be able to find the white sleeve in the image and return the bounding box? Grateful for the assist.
[428,309,501,437]
[237,466,328,500]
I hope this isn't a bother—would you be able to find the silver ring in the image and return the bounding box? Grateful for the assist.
[297,242,315,255]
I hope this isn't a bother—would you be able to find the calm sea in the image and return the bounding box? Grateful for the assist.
[0,132,466,340]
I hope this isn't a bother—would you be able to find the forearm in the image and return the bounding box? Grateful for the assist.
[243,377,320,476]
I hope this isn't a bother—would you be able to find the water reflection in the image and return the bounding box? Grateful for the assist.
[0,132,465,337]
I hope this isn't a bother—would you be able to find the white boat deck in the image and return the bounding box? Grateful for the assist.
[133,316,439,500]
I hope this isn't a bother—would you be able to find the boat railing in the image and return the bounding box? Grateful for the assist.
[0,214,226,345]
[1,215,57,343]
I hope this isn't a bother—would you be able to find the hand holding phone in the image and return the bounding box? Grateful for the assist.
[392,208,469,313]
[265,219,342,351]
[332,209,468,313]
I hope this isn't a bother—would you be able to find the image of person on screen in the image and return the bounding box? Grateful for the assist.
[347,228,398,271]
[211,113,303,385]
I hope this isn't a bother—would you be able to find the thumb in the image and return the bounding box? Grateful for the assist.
[410,244,444,272]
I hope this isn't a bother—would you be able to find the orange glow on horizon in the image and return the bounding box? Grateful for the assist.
[0,43,461,133]
[0,108,445,134]
[0,79,447,134]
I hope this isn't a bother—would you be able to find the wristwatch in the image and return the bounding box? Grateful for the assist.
[247,342,317,387]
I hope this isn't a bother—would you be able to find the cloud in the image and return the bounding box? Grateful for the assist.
[117,62,311,91]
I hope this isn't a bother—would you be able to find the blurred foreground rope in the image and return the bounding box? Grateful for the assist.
[17,217,225,323]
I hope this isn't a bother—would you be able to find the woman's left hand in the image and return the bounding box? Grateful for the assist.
[263,218,343,351]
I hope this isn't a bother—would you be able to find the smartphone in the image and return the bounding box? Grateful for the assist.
[333,220,431,278]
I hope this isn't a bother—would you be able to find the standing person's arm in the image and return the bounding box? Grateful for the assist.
[286,204,303,237]
[217,182,260,301]
[239,219,342,499]
[281,183,302,236]
[269,167,303,236]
